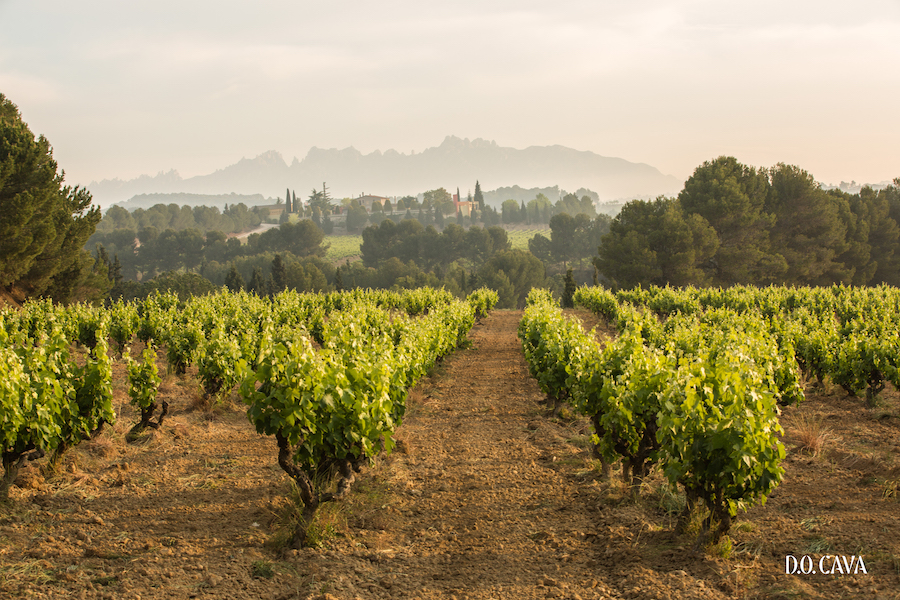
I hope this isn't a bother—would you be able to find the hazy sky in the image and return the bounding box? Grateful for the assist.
[1,1,898,189]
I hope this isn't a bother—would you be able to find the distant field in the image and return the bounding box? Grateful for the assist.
[505,228,544,251]
[324,235,363,262]
[324,228,545,262]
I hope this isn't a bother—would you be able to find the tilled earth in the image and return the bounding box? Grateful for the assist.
[1,309,899,599]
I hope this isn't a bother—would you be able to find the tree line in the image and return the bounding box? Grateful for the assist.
[96,202,267,236]
[8,87,900,307]
[595,157,900,289]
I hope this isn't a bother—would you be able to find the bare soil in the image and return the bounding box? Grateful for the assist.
[1,310,899,599]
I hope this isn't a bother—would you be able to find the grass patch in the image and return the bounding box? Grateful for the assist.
[264,480,348,550]
[804,536,832,554]
[790,414,831,457]
[706,535,733,559]
[733,521,755,533]
[653,481,686,517]
[251,560,276,579]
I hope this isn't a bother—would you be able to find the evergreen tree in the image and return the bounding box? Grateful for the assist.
[1,93,103,301]
[679,156,783,285]
[224,263,245,292]
[457,209,463,225]
[94,244,110,274]
[271,254,286,292]
[334,265,344,292]
[562,269,577,308]
[435,208,445,228]
[110,255,123,285]
[248,266,265,295]
[286,187,291,213]
[765,163,848,284]
[474,180,484,211]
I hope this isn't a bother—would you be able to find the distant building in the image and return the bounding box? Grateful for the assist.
[356,195,390,212]
[453,194,474,218]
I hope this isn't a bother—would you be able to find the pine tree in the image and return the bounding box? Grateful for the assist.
[1,93,103,301]
[224,264,245,292]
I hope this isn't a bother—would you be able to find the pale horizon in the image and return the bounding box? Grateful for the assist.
[1,1,897,191]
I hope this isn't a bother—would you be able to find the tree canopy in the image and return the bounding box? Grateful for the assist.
[1,93,103,302]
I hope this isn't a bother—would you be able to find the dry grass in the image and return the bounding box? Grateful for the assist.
[790,414,831,457]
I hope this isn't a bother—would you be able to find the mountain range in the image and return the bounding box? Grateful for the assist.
[87,136,683,209]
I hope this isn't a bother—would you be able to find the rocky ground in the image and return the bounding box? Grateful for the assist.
[1,309,899,599]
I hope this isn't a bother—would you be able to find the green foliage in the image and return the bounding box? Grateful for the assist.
[237,288,476,545]
[0,313,117,497]
[658,348,785,542]
[125,346,162,413]
[1,93,103,301]
[477,249,546,308]
[596,197,718,288]
[523,285,796,541]
[467,287,499,319]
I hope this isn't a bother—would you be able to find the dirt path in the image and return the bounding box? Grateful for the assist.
[312,309,612,599]
[297,310,733,600]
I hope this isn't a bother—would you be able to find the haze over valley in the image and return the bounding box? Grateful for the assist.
[87,136,682,210]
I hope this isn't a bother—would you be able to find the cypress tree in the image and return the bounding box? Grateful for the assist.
[474,180,484,211]
[109,254,122,285]
[248,266,265,295]
[271,254,286,292]
[562,268,576,308]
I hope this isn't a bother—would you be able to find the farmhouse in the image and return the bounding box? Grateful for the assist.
[356,195,391,212]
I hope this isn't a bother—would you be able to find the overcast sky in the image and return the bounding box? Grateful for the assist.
[1,0,898,189]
